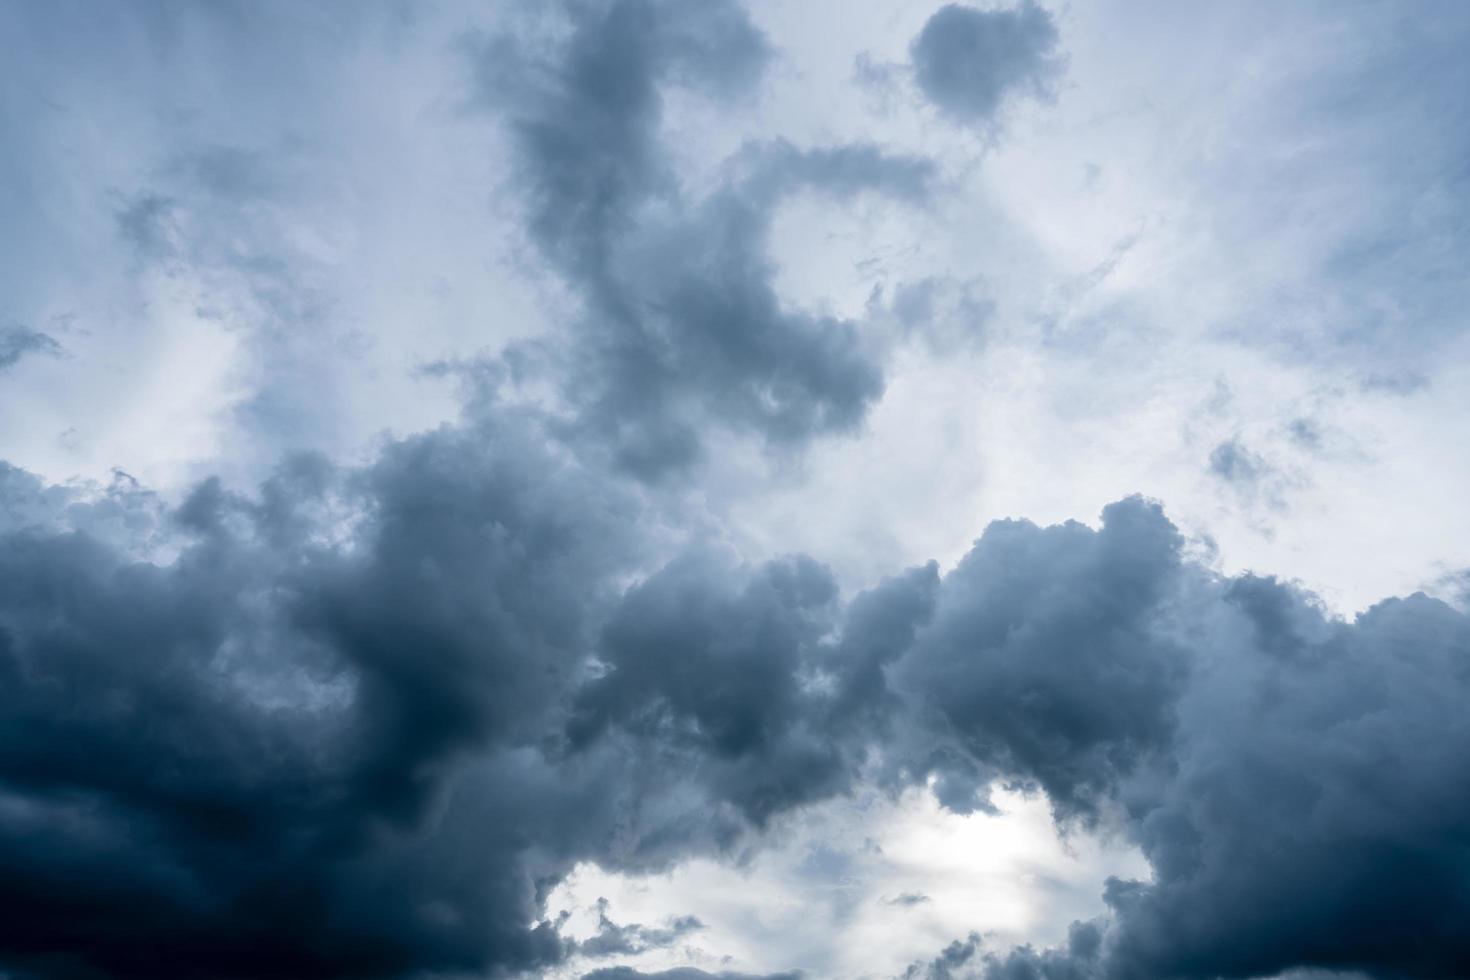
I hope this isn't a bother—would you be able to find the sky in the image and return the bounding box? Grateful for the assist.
[1,2,1469,979]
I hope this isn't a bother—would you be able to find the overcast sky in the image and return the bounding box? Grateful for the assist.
[3,2,1469,979]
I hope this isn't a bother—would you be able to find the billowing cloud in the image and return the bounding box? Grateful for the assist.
[891,512,1470,980]
[0,411,645,978]
[892,497,1188,820]
[6,423,1470,979]
[4,1,1470,979]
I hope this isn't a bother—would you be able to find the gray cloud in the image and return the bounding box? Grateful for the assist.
[3,4,1470,980]
[474,0,934,477]
[1208,438,1266,487]
[975,920,1104,980]
[910,2,1061,127]
[900,932,982,980]
[892,497,1189,821]
[5,426,1470,979]
[576,898,704,958]
[568,550,850,824]
[890,509,1470,980]
[0,326,61,371]
[582,968,802,980]
[0,409,648,978]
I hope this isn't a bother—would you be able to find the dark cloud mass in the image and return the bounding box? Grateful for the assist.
[4,2,1470,980]
[0,413,642,979]
[910,2,1061,126]
[891,502,1470,980]
[5,424,1470,979]
[892,497,1188,820]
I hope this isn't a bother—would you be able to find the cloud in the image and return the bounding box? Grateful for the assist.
[910,2,1061,127]
[5,420,1470,980]
[1094,582,1470,979]
[576,898,704,958]
[0,409,649,978]
[472,0,934,477]
[0,326,61,371]
[892,496,1189,820]
[899,932,981,980]
[568,550,851,824]
[1208,438,1266,487]
[581,968,802,980]
[891,509,1470,980]
[3,4,1470,979]
[884,891,932,908]
[976,920,1104,979]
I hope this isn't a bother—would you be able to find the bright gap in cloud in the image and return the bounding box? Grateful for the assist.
[547,785,1147,979]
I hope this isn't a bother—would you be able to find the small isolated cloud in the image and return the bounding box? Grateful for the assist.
[1208,438,1299,516]
[0,325,61,371]
[577,898,705,958]
[910,2,1061,127]
[1208,438,1267,488]
[884,891,932,908]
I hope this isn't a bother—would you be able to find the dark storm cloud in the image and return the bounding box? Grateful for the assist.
[890,507,1470,980]
[910,2,1061,127]
[0,392,935,978]
[1096,586,1470,980]
[0,325,61,371]
[473,0,934,477]
[5,9,1469,979]
[567,554,940,827]
[568,551,850,823]
[0,409,649,979]
[892,497,1189,821]
[6,416,1470,980]
[1,401,837,979]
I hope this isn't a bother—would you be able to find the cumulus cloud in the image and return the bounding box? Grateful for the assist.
[910,2,1061,127]
[890,510,1470,980]
[7,418,1470,980]
[581,969,802,980]
[0,410,646,978]
[891,496,1189,820]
